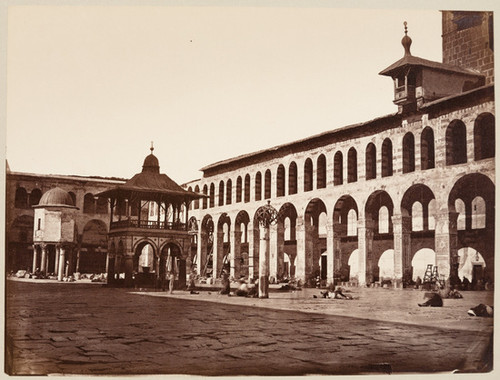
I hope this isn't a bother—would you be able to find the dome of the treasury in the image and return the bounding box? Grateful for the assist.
[37,187,75,207]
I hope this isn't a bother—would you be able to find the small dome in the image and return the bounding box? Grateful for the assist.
[38,187,75,207]
[142,153,160,173]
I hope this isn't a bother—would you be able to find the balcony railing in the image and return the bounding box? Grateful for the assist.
[110,219,187,231]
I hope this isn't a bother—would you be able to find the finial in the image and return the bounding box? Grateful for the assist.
[401,21,412,56]
[150,141,154,154]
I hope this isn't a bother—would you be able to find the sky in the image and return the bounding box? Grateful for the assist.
[2,0,495,185]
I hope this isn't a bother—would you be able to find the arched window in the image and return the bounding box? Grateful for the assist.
[209,183,215,208]
[244,174,251,203]
[29,188,42,207]
[226,179,232,205]
[202,185,208,209]
[255,172,262,201]
[381,138,393,177]
[446,120,467,165]
[194,185,200,209]
[334,151,343,185]
[264,170,272,199]
[365,143,376,180]
[276,165,285,197]
[288,162,297,195]
[347,148,357,183]
[471,196,486,229]
[15,188,28,209]
[96,197,108,214]
[317,154,326,189]
[218,181,224,206]
[83,193,95,214]
[455,198,466,230]
[428,199,436,230]
[474,113,495,160]
[304,158,313,191]
[188,187,193,210]
[378,206,389,234]
[411,202,423,231]
[284,217,291,241]
[403,132,415,173]
[68,192,77,207]
[421,127,435,170]
[236,176,242,203]
[347,209,357,236]
[318,212,327,236]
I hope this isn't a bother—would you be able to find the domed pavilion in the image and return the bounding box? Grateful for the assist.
[97,146,204,288]
[33,187,79,280]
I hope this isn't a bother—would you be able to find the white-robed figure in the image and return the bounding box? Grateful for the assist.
[165,249,177,294]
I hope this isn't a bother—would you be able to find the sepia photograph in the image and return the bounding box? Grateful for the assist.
[2,0,497,377]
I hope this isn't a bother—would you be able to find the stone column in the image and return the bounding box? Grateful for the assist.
[325,219,335,285]
[212,231,223,279]
[258,225,270,298]
[54,245,60,274]
[247,225,255,280]
[40,244,47,274]
[357,218,374,286]
[295,216,306,285]
[230,230,242,279]
[333,223,345,284]
[124,254,134,287]
[75,249,81,273]
[269,223,278,282]
[57,245,66,281]
[276,222,285,281]
[435,211,459,281]
[198,229,207,277]
[392,214,412,288]
[32,245,38,272]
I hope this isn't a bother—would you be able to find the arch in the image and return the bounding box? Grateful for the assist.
[236,176,243,203]
[15,187,28,209]
[333,194,359,234]
[255,172,262,201]
[202,185,208,209]
[378,206,389,234]
[304,158,313,191]
[471,196,486,229]
[446,120,467,165]
[401,184,436,232]
[455,199,466,230]
[348,249,359,281]
[83,193,95,214]
[218,181,225,206]
[226,179,232,205]
[194,185,200,209]
[209,183,215,208]
[68,192,77,207]
[276,165,285,197]
[365,190,394,234]
[29,188,42,207]
[420,127,435,170]
[80,219,108,274]
[347,147,357,183]
[82,219,108,247]
[304,198,327,284]
[288,162,298,195]
[381,138,393,177]
[347,209,358,236]
[458,247,487,286]
[365,143,376,180]
[264,169,271,199]
[244,174,251,203]
[474,113,495,160]
[412,248,436,281]
[333,151,343,185]
[318,212,327,236]
[402,132,415,173]
[378,249,394,280]
[316,154,326,189]
[279,202,298,241]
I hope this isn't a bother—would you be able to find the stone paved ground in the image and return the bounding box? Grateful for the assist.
[4,279,494,376]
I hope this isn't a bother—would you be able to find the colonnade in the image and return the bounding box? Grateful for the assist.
[32,243,77,281]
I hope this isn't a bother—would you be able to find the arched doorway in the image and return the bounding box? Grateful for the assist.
[160,242,185,290]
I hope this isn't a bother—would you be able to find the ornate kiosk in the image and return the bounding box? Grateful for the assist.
[97,146,203,288]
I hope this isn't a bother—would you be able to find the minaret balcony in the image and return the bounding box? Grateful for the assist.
[110,219,187,231]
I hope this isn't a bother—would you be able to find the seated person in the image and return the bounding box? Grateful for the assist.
[418,292,443,307]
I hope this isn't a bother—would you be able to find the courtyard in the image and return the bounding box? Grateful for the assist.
[4,279,493,376]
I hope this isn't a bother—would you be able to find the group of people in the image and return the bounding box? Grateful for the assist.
[219,269,258,297]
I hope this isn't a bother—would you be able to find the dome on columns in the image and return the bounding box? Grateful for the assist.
[37,187,75,207]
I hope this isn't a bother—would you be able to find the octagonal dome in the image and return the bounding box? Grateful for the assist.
[36,187,76,208]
